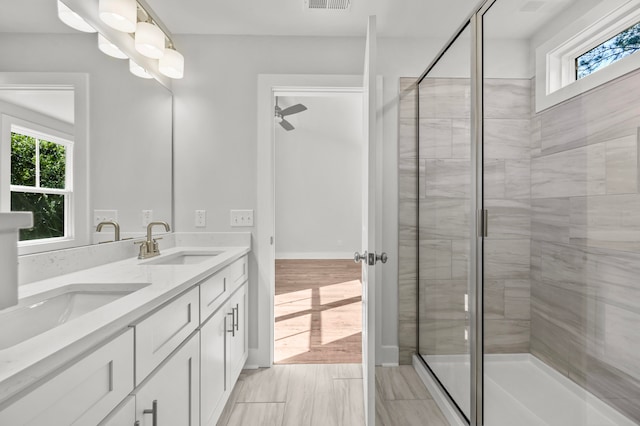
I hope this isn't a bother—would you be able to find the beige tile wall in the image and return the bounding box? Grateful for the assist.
[530,70,640,422]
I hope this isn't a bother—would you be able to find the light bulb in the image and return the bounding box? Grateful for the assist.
[135,22,165,59]
[129,59,153,79]
[99,0,137,33]
[98,34,128,59]
[57,1,97,33]
[159,48,184,79]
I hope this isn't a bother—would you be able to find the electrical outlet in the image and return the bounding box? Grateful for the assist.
[142,210,153,227]
[195,210,206,227]
[230,209,254,227]
[94,209,118,226]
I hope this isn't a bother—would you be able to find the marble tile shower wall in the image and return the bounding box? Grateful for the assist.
[530,69,640,421]
[398,77,532,364]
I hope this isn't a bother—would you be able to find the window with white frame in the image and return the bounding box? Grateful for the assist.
[535,0,640,111]
[9,125,73,243]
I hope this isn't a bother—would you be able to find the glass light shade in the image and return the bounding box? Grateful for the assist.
[159,48,184,79]
[135,22,165,59]
[129,59,153,79]
[99,0,137,33]
[98,34,128,59]
[57,1,97,33]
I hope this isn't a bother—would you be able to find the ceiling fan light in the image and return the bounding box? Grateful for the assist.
[98,34,128,59]
[99,0,137,33]
[135,22,165,59]
[275,115,283,123]
[159,48,184,79]
[129,59,153,79]
[57,1,97,33]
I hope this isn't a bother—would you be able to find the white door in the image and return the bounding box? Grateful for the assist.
[357,14,382,426]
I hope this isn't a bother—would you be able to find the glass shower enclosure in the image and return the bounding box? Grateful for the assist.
[415,0,640,424]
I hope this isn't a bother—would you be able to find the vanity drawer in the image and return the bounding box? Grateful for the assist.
[199,271,227,323]
[200,255,248,322]
[0,329,134,426]
[226,255,248,293]
[134,286,199,385]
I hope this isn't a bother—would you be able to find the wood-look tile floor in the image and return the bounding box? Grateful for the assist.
[274,259,362,364]
[216,364,450,426]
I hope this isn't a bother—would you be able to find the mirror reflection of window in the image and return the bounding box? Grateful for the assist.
[9,127,72,242]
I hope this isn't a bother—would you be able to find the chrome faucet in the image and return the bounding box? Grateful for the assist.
[137,221,171,259]
[96,220,120,241]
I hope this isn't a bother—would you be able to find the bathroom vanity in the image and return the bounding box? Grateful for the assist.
[0,233,250,426]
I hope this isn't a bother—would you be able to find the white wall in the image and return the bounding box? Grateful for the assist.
[275,94,362,259]
[172,34,445,365]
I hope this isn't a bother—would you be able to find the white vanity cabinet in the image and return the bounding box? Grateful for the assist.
[133,330,200,426]
[200,256,249,426]
[0,329,134,426]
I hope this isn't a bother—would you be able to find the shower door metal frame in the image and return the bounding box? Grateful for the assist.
[414,0,498,424]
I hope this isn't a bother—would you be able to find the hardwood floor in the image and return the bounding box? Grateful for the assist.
[216,364,450,426]
[275,259,362,364]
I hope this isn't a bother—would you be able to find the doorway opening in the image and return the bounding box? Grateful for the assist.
[273,91,364,364]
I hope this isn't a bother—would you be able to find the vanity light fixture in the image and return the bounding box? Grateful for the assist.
[57,1,97,33]
[159,46,184,79]
[135,21,165,59]
[98,34,128,59]
[129,59,153,79]
[99,0,137,33]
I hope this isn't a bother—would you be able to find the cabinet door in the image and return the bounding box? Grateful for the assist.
[99,396,135,426]
[134,287,199,385]
[228,283,247,384]
[0,329,133,426]
[200,307,230,426]
[135,331,200,426]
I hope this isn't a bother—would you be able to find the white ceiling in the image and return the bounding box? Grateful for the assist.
[0,0,579,39]
[0,0,477,38]
[0,90,75,124]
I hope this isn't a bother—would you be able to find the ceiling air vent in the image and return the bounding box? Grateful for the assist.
[305,0,352,11]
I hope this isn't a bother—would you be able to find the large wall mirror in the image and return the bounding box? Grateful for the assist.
[0,0,172,254]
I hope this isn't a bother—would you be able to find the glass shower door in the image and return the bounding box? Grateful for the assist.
[417,23,474,421]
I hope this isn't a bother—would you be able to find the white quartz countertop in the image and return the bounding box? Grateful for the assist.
[0,244,250,404]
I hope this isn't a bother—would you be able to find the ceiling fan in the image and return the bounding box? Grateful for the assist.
[275,97,307,131]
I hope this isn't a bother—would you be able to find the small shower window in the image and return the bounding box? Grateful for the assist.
[576,21,640,79]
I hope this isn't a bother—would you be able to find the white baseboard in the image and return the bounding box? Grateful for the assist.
[276,252,355,260]
[378,345,399,366]
[413,355,466,426]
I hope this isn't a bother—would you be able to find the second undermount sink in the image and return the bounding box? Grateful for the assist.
[142,251,222,266]
[0,283,149,349]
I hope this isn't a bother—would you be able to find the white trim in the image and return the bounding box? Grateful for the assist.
[275,251,356,260]
[254,74,364,368]
[378,345,399,366]
[536,0,640,112]
[413,355,467,426]
[0,73,90,255]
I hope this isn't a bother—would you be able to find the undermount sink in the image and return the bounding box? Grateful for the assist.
[142,251,222,266]
[0,283,149,349]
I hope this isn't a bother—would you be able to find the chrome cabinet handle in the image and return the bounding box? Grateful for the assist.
[234,303,239,331]
[376,252,388,264]
[142,400,158,426]
[227,312,235,336]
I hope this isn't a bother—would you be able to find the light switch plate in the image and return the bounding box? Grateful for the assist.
[195,210,206,227]
[230,209,254,227]
[94,210,118,226]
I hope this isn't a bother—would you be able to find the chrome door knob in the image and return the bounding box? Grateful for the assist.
[376,252,388,264]
[354,251,368,264]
